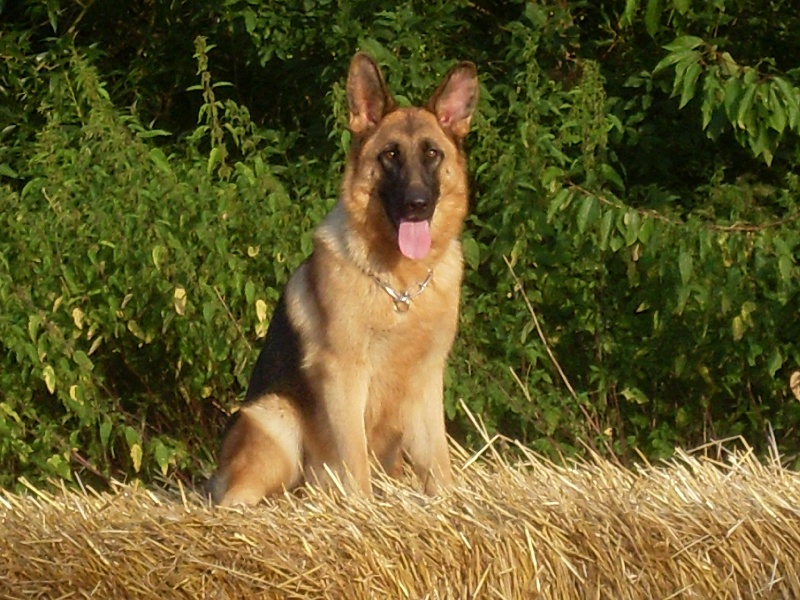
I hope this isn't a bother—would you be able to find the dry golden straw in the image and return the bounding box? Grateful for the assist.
[1,439,799,599]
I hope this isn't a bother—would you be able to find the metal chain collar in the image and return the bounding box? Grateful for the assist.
[369,269,434,313]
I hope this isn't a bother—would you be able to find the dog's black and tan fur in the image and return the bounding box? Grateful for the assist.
[209,53,479,506]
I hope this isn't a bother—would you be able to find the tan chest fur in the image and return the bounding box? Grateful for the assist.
[284,210,463,451]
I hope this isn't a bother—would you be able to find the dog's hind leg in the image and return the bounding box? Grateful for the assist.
[209,394,303,506]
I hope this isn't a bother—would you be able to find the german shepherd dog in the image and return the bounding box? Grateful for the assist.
[209,52,479,506]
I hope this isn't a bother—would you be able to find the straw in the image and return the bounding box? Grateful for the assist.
[1,439,799,599]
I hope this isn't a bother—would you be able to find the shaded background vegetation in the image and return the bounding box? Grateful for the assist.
[1,0,798,489]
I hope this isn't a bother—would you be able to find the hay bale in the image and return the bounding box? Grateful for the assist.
[1,442,799,599]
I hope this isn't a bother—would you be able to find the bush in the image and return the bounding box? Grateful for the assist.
[0,45,328,485]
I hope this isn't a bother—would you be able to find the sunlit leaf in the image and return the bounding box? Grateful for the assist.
[732,315,746,341]
[43,365,56,394]
[173,286,187,316]
[622,387,649,404]
[130,443,143,473]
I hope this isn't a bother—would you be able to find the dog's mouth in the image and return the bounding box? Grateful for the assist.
[397,218,432,260]
[379,178,437,261]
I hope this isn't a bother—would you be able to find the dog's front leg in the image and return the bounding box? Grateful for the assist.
[402,366,453,495]
[313,363,372,495]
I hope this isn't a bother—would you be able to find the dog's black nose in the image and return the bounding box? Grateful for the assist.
[404,184,432,216]
[405,195,429,210]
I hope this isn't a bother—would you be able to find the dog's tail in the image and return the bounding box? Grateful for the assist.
[208,394,303,506]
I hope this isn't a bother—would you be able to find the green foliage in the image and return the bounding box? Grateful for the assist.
[0,41,327,487]
[451,0,800,460]
[654,35,800,165]
[1,0,800,489]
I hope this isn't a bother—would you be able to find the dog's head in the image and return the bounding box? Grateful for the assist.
[343,53,479,263]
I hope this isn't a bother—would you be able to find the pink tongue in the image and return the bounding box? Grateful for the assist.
[398,220,432,260]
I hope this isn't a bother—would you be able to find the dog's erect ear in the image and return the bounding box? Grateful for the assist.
[427,62,479,141]
[347,53,396,135]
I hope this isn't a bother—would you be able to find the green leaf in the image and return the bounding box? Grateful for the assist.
[637,217,655,244]
[547,188,573,221]
[772,77,800,129]
[28,314,42,343]
[675,285,690,315]
[462,235,480,270]
[673,0,690,13]
[543,407,562,433]
[620,0,639,27]
[152,440,172,476]
[149,148,172,175]
[243,10,257,34]
[644,0,661,37]
[340,129,351,152]
[609,235,625,253]
[137,129,171,139]
[99,418,112,449]
[774,236,792,256]
[622,209,641,246]
[576,195,600,233]
[73,351,94,372]
[654,49,690,74]
[151,245,167,270]
[599,164,625,192]
[731,315,745,341]
[245,280,256,305]
[723,76,742,121]
[678,249,693,285]
[679,61,702,108]
[123,425,140,447]
[621,387,649,404]
[520,320,534,345]
[748,123,774,165]
[779,255,792,282]
[599,209,615,250]
[663,35,705,52]
[46,454,72,480]
[47,6,57,32]
[0,164,18,178]
[0,402,22,424]
[207,146,221,174]
[203,302,215,324]
[509,239,525,267]
[540,166,565,189]
[736,82,758,130]
[701,72,722,129]
[767,348,783,378]
[768,84,787,133]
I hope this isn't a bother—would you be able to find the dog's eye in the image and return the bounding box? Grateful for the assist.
[424,147,442,161]
[379,148,400,169]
